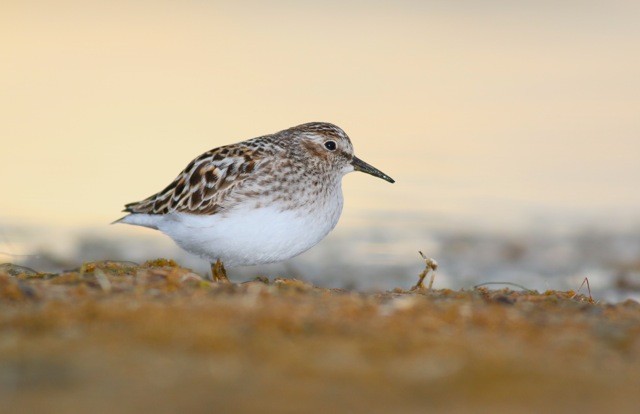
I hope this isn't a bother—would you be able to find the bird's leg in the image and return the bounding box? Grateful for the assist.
[211,259,230,283]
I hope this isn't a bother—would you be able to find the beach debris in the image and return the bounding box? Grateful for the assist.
[411,251,438,291]
[570,277,595,304]
[94,269,112,293]
[0,263,39,277]
[474,281,535,293]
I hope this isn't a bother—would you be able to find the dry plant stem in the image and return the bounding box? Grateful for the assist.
[411,251,438,291]
[572,277,594,303]
[211,259,230,283]
[474,282,535,293]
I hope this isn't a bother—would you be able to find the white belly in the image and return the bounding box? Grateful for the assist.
[151,196,343,267]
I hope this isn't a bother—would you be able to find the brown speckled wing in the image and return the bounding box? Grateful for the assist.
[124,143,265,215]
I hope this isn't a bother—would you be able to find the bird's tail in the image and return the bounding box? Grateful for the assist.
[112,214,159,230]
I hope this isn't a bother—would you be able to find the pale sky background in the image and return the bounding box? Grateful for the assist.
[2,1,640,234]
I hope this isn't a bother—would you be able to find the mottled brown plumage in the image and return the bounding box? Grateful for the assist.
[117,122,394,271]
[124,122,359,216]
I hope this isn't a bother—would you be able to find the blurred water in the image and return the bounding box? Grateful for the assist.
[2,215,639,303]
[2,1,640,304]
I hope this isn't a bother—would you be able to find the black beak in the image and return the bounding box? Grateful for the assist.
[351,156,395,183]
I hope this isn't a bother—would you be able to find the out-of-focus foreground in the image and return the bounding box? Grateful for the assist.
[1,261,639,413]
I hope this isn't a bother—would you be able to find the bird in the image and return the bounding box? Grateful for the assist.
[115,122,394,282]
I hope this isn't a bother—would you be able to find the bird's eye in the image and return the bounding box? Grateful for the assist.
[324,140,337,151]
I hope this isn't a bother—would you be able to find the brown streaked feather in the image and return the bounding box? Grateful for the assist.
[123,143,271,215]
[123,122,352,216]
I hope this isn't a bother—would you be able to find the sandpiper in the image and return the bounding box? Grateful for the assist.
[115,122,394,282]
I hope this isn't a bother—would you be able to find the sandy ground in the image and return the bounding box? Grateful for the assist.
[1,260,640,414]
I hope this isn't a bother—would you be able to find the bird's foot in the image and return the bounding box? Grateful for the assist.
[211,259,230,283]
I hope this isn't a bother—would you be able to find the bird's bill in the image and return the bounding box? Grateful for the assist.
[351,156,395,183]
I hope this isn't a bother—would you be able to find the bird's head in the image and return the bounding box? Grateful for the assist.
[289,122,395,183]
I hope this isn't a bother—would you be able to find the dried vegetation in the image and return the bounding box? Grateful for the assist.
[1,260,640,413]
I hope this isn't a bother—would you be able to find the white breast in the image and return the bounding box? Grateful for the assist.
[152,186,344,267]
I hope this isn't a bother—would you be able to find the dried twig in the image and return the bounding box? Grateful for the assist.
[411,251,438,291]
[474,281,535,293]
[571,277,595,303]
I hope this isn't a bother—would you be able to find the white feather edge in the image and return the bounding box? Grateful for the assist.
[112,214,161,230]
